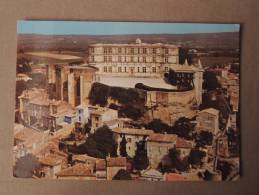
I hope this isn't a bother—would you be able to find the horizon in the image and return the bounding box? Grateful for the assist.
[17,21,240,35]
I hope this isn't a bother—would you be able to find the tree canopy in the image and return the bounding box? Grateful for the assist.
[113,169,132,180]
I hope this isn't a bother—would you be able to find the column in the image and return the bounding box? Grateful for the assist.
[68,72,75,107]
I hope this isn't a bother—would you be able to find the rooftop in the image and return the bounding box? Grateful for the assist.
[199,108,219,116]
[55,163,95,177]
[95,159,106,171]
[148,133,178,143]
[39,154,63,167]
[106,157,127,167]
[112,127,154,136]
[176,138,193,149]
[164,173,186,181]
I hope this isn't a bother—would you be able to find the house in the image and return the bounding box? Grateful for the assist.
[72,154,98,167]
[175,138,193,160]
[140,168,163,181]
[147,133,178,168]
[106,157,127,180]
[196,108,220,135]
[14,126,46,158]
[95,159,107,180]
[90,107,118,133]
[39,154,63,179]
[55,163,96,180]
[112,127,154,158]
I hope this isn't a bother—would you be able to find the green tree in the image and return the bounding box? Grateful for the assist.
[75,126,117,158]
[133,139,149,170]
[13,154,40,178]
[146,119,170,134]
[168,147,189,172]
[120,134,128,157]
[172,117,194,139]
[196,131,213,147]
[188,148,206,167]
[113,169,132,180]
[203,71,221,91]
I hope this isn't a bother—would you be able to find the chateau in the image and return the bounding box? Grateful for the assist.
[87,38,179,77]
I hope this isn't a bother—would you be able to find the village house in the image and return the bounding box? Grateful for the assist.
[55,163,96,180]
[95,159,107,180]
[13,125,46,159]
[106,157,127,180]
[18,88,76,132]
[140,168,164,181]
[175,138,193,160]
[72,154,98,167]
[196,108,220,135]
[38,154,63,179]
[112,127,154,158]
[90,107,118,133]
[147,133,178,168]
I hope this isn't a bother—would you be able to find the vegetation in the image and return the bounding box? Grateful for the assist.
[168,147,189,172]
[188,148,206,167]
[120,135,128,157]
[70,126,117,159]
[203,71,221,91]
[172,117,195,140]
[145,119,170,134]
[133,139,149,171]
[13,154,40,178]
[196,131,213,147]
[113,169,132,180]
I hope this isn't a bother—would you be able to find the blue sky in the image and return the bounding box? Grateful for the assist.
[17,21,240,35]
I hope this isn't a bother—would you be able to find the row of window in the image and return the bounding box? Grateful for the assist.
[89,47,171,54]
[103,66,169,73]
[90,56,170,63]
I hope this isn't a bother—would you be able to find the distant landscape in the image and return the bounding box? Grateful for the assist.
[17,32,240,52]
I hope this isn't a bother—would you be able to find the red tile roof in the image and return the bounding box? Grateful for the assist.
[106,157,127,167]
[55,163,95,177]
[164,173,186,181]
[148,133,178,143]
[176,138,193,149]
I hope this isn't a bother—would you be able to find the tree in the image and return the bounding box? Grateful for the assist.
[75,126,117,158]
[133,139,149,171]
[196,131,213,147]
[217,160,233,180]
[203,71,221,91]
[13,154,40,178]
[146,119,170,134]
[168,147,189,172]
[188,148,206,167]
[113,169,132,180]
[172,117,194,139]
[120,135,128,157]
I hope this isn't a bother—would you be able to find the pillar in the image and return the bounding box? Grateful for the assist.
[68,72,75,107]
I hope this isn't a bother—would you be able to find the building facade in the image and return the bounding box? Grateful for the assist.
[87,38,179,77]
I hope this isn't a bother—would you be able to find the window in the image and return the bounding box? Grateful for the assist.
[143,57,146,63]
[108,66,112,72]
[152,67,156,73]
[103,66,107,72]
[124,67,127,72]
[165,56,168,63]
[143,67,146,73]
[153,56,156,63]
[131,56,134,62]
[127,138,132,143]
[143,48,147,54]
[131,48,134,54]
[118,56,122,62]
[137,67,140,72]
[118,48,122,53]
[95,116,99,121]
[118,67,122,72]
[108,56,112,62]
[165,48,169,54]
[89,47,94,53]
[104,47,108,54]
[108,47,112,54]
[152,48,156,54]
[104,56,107,62]
[165,67,169,72]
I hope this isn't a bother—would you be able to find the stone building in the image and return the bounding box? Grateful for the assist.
[47,64,99,107]
[106,157,127,180]
[112,127,154,158]
[196,108,220,135]
[87,38,179,77]
[175,138,193,160]
[89,107,118,133]
[18,88,76,131]
[147,133,178,168]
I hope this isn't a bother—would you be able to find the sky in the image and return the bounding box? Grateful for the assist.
[17,21,240,35]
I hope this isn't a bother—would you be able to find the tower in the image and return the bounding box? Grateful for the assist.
[194,59,204,105]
